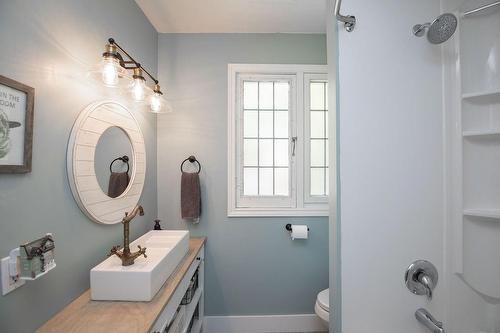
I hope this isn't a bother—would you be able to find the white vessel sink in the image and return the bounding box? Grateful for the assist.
[90,230,190,301]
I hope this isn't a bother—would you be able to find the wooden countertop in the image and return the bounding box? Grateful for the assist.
[37,237,206,333]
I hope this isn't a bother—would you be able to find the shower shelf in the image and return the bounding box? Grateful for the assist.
[462,89,500,101]
[463,209,500,220]
[463,129,500,137]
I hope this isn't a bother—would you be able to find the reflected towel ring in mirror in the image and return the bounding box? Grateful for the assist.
[180,155,201,174]
[110,155,130,174]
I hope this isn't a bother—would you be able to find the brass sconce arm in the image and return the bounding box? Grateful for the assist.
[107,38,159,84]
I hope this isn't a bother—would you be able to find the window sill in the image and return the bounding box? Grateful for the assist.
[227,207,329,217]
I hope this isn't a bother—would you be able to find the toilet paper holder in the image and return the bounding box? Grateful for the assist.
[285,224,309,232]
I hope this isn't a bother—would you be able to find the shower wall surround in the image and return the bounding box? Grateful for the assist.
[0,1,158,332]
[156,34,329,316]
[338,0,444,331]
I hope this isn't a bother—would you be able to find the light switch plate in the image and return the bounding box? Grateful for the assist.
[1,257,25,296]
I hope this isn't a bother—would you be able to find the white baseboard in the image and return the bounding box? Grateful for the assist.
[203,314,327,333]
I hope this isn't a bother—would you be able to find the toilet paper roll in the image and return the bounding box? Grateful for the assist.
[290,225,308,240]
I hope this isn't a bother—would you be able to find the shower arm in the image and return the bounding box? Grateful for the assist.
[334,0,356,32]
[413,22,431,36]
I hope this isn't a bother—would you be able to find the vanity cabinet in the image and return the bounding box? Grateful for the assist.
[36,238,206,333]
[151,244,205,333]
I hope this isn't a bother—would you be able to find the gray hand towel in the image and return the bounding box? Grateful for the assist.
[108,172,129,198]
[181,171,201,221]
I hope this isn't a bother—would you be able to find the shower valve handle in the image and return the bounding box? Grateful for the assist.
[405,260,438,300]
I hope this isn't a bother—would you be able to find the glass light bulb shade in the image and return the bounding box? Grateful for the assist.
[102,59,118,86]
[130,78,148,102]
[88,57,132,88]
[149,92,173,114]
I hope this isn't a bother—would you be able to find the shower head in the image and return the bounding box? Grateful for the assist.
[427,13,457,44]
[413,13,458,44]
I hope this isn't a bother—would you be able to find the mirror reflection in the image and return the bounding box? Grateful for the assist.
[95,126,134,198]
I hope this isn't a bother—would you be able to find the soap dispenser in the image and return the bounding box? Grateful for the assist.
[153,219,162,230]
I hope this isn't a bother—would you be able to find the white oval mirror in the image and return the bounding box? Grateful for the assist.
[67,100,146,224]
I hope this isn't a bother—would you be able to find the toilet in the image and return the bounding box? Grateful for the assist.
[315,288,330,327]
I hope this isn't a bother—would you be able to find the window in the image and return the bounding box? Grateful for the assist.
[228,64,329,216]
[305,74,329,203]
[242,80,291,197]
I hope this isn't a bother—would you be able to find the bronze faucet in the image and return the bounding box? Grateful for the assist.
[108,205,147,266]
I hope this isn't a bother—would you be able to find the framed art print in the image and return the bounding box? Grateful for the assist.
[0,75,34,173]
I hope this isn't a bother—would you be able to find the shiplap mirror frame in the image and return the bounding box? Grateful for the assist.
[67,100,146,224]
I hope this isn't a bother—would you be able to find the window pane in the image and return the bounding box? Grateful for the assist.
[310,82,325,110]
[311,139,325,167]
[307,79,329,200]
[325,140,329,167]
[259,168,273,195]
[259,82,273,109]
[259,139,273,166]
[274,111,288,138]
[244,139,258,166]
[244,81,258,109]
[259,111,273,138]
[275,168,289,196]
[310,111,325,139]
[274,139,289,167]
[244,168,258,195]
[325,167,329,195]
[311,168,325,196]
[274,82,289,110]
[325,112,329,139]
[325,82,329,109]
[239,77,295,202]
[244,110,258,137]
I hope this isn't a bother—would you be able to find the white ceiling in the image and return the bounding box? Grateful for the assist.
[135,0,326,34]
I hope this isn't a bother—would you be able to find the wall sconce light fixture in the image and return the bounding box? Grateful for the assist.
[90,38,172,114]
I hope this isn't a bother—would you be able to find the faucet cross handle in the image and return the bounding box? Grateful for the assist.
[137,245,147,258]
[108,245,122,257]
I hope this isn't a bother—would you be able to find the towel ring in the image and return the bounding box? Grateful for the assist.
[180,155,201,174]
[110,155,130,174]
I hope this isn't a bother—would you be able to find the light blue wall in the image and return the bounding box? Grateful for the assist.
[0,1,158,332]
[157,34,328,315]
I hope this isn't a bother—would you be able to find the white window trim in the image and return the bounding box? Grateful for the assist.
[227,64,328,217]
